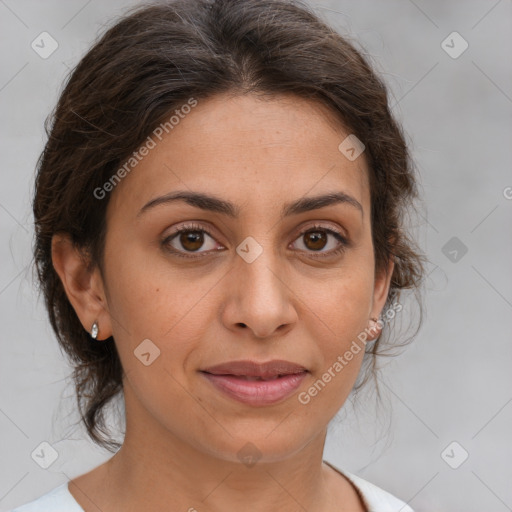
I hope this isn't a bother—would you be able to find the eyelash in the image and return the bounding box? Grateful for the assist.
[161,222,349,260]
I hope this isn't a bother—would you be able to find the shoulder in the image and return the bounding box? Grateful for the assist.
[8,482,84,512]
[323,459,414,512]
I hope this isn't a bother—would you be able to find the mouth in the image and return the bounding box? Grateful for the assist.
[199,359,309,406]
[201,359,308,379]
[205,374,293,381]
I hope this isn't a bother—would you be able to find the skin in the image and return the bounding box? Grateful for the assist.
[52,92,394,512]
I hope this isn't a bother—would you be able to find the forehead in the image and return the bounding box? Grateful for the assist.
[107,93,370,223]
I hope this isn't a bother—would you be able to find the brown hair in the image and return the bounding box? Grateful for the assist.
[33,0,426,452]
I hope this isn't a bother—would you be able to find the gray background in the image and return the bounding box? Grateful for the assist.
[1,0,511,510]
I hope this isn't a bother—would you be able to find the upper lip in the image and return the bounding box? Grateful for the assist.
[201,359,308,378]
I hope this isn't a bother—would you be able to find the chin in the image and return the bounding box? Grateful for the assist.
[190,419,320,465]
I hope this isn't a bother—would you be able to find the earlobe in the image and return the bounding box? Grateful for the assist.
[51,233,112,340]
[366,316,382,341]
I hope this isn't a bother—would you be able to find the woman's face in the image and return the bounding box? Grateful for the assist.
[96,93,393,463]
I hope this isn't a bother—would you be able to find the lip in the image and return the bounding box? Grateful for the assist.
[201,359,308,378]
[200,359,308,406]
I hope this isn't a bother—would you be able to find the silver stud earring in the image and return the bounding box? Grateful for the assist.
[90,322,99,340]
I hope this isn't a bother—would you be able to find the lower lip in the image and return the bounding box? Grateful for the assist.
[200,371,308,406]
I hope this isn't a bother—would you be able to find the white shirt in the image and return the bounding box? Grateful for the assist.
[9,459,413,512]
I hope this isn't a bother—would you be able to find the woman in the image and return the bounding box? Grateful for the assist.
[13,0,425,510]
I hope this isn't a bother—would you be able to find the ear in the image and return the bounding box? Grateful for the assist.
[366,255,395,342]
[51,233,113,341]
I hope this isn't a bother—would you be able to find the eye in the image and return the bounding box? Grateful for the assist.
[161,222,349,259]
[162,222,224,258]
[290,224,349,258]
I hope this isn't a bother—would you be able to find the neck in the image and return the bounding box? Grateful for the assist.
[103,425,332,512]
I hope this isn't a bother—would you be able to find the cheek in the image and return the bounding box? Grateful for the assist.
[301,260,375,341]
[296,286,370,420]
[105,255,209,433]
[103,241,221,381]
[103,233,191,336]
[294,263,374,405]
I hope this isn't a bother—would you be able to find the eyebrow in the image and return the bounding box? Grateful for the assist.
[137,190,363,219]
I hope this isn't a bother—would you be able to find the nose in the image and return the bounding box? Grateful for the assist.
[220,242,298,339]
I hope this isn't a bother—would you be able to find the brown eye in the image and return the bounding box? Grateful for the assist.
[303,230,328,251]
[162,223,223,257]
[291,225,348,257]
[179,230,204,252]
